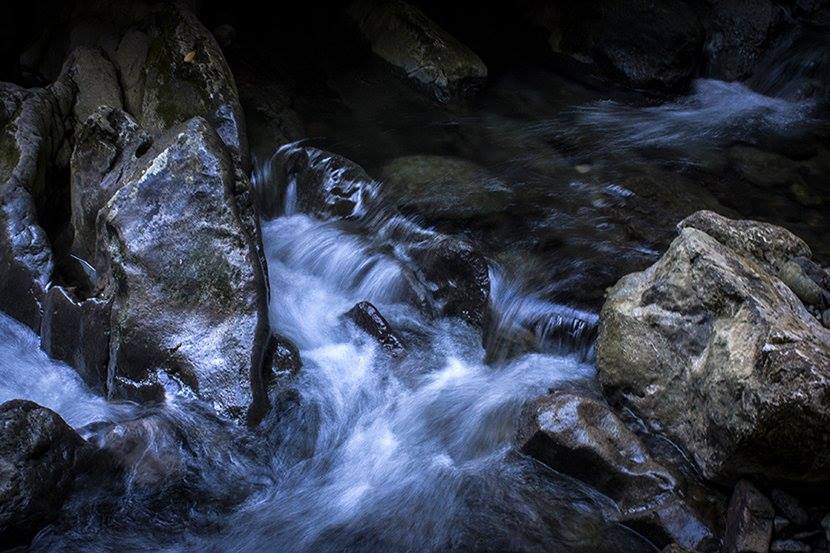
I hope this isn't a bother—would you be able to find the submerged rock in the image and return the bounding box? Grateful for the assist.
[519,391,719,551]
[96,117,264,418]
[379,155,512,221]
[347,0,487,102]
[0,400,88,547]
[597,210,830,483]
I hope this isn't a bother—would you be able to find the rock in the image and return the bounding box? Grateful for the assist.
[678,210,811,274]
[821,513,830,544]
[770,539,811,553]
[770,490,810,527]
[70,106,152,259]
[662,546,692,553]
[724,480,774,553]
[263,145,379,220]
[40,286,111,393]
[410,237,490,328]
[0,400,88,547]
[114,29,150,118]
[519,392,718,551]
[774,516,792,535]
[346,301,405,356]
[778,260,826,307]
[212,24,236,49]
[824,309,830,329]
[543,0,703,91]
[727,145,804,190]
[60,47,123,129]
[247,332,302,426]
[597,211,830,483]
[703,0,779,81]
[0,85,67,331]
[95,117,265,418]
[136,4,249,168]
[347,0,487,102]
[378,155,512,221]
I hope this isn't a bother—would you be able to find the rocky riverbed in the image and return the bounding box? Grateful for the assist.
[1,1,829,551]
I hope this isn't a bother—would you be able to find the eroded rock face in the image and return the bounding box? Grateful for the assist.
[724,480,774,553]
[519,391,719,551]
[597,210,830,483]
[96,117,263,418]
[347,0,487,102]
[0,400,88,547]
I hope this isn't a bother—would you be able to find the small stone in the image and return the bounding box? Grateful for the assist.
[346,301,405,356]
[724,480,774,553]
[771,489,809,527]
[575,163,592,174]
[770,539,811,553]
[183,50,196,63]
[778,260,825,306]
[774,516,792,535]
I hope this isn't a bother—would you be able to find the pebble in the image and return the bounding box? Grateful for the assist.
[770,539,811,553]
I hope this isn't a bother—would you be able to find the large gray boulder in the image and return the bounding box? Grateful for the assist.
[0,400,88,547]
[95,117,265,418]
[347,0,487,102]
[597,210,830,483]
[519,391,719,551]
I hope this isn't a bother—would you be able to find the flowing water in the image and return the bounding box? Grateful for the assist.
[1,28,829,552]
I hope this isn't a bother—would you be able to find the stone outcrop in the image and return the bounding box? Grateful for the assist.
[597,210,830,483]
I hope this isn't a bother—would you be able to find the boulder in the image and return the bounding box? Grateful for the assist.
[347,0,487,102]
[39,286,111,393]
[345,301,405,356]
[724,480,774,553]
[597,211,830,483]
[70,106,152,259]
[135,3,249,168]
[378,155,512,221]
[542,0,704,91]
[519,391,718,551]
[410,237,490,328]
[60,47,123,129]
[0,400,88,547]
[95,117,265,418]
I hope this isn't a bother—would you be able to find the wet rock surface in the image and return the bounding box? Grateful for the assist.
[520,391,720,551]
[345,301,405,355]
[96,117,263,417]
[724,480,774,553]
[0,399,88,547]
[597,211,830,483]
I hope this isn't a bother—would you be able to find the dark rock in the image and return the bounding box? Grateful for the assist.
[40,286,111,393]
[770,539,811,553]
[136,4,249,169]
[662,546,692,553]
[541,0,704,91]
[346,301,405,356]
[378,155,512,221]
[70,106,152,259]
[774,516,792,536]
[791,256,829,290]
[702,0,779,81]
[347,0,487,102]
[410,237,490,328]
[822,513,830,544]
[247,332,302,427]
[212,24,236,49]
[95,117,264,418]
[771,489,810,527]
[519,391,718,551]
[598,211,830,483]
[60,47,123,129]
[0,400,87,547]
[724,480,774,553]
[262,145,379,220]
